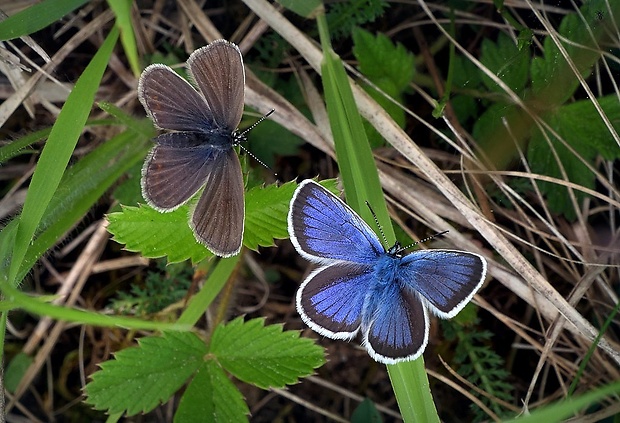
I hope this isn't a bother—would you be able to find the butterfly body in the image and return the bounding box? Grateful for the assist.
[288,180,487,364]
[138,40,246,257]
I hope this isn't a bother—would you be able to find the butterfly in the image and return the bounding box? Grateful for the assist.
[138,39,246,257]
[287,180,487,364]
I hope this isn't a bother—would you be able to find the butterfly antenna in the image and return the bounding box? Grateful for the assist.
[400,230,449,251]
[235,109,277,175]
[238,109,275,138]
[365,201,390,248]
[237,144,272,172]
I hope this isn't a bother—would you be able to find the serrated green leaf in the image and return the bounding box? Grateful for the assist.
[175,360,249,423]
[326,0,388,40]
[243,181,298,250]
[527,95,620,220]
[209,317,325,389]
[352,28,414,148]
[480,32,529,94]
[85,332,207,416]
[452,54,483,90]
[552,96,620,160]
[352,28,415,93]
[530,1,619,107]
[107,204,212,264]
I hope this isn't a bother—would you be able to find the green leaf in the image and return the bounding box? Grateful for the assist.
[325,0,388,40]
[530,1,619,107]
[247,119,304,168]
[351,398,383,423]
[0,0,89,41]
[7,27,119,286]
[0,128,51,164]
[3,127,151,282]
[243,181,298,250]
[276,0,322,18]
[209,317,325,389]
[175,361,249,423]
[317,13,439,422]
[5,352,33,393]
[108,180,338,262]
[480,32,529,94]
[352,28,415,93]
[352,28,414,146]
[85,332,207,415]
[319,25,392,237]
[107,0,140,76]
[505,381,620,423]
[555,96,620,161]
[107,204,211,264]
[528,95,620,219]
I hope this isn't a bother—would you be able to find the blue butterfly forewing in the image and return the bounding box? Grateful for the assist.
[138,40,245,257]
[288,180,487,364]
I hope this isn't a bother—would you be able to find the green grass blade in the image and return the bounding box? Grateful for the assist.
[7,27,119,286]
[0,128,51,164]
[316,13,439,423]
[13,128,151,282]
[107,0,140,76]
[505,381,620,423]
[0,0,90,41]
[0,282,189,331]
[318,26,391,236]
[177,256,240,326]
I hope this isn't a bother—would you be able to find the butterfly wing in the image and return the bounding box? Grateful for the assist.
[190,148,244,257]
[400,250,487,319]
[138,64,216,132]
[362,282,429,364]
[297,263,375,339]
[288,180,385,265]
[187,40,245,131]
[141,132,217,211]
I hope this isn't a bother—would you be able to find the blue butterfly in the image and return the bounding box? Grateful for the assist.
[287,180,487,364]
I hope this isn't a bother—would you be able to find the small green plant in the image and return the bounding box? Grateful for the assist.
[469,1,620,220]
[443,318,513,421]
[111,260,193,316]
[352,27,416,147]
[85,318,324,420]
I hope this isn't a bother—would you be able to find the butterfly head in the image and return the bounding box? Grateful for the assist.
[232,130,247,147]
[386,242,406,258]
